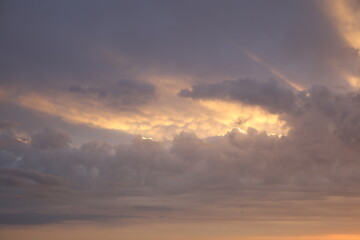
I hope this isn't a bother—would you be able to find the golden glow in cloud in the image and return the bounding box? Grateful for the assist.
[342,71,360,88]
[16,91,287,139]
[321,0,360,88]
[322,0,360,49]
[0,78,288,140]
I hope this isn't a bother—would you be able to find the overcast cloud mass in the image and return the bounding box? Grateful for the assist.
[1,0,360,239]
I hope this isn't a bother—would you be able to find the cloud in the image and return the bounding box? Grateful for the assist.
[0,121,16,130]
[67,79,156,110]
[180,78,360,147]
[1,0,360,227]
[2,98,359,195]
[307,85,360,146]
[1,84,360,227]
[1,91,360,207]
[179,78,297,114]
[0,213,137,225]
[0,101,134,145]
[31,128,71,150]
[0,0,353,90]
[1,0,357,141]
[0,167,67,187]
[131,205,173,212]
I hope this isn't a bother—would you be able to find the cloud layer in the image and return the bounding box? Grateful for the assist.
[1,0,360,231]
[1,82,360,224]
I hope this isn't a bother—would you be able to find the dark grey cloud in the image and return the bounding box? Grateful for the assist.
[31,128,71,150]
[179,78,297,113]
[67,79,156,110]
[0,167,67,187]
[301,84,360,146]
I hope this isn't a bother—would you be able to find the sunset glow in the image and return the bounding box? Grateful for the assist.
[1,1,360,239]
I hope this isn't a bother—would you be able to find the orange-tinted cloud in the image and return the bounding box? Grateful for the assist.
[320,0,360,88]
[2,79,288,140]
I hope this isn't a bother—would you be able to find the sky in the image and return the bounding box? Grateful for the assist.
[1,0,360,239]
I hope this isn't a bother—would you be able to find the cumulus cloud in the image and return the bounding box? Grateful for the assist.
[180,78,360,147]
[31,128,71,150]
[289,84,360,146]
